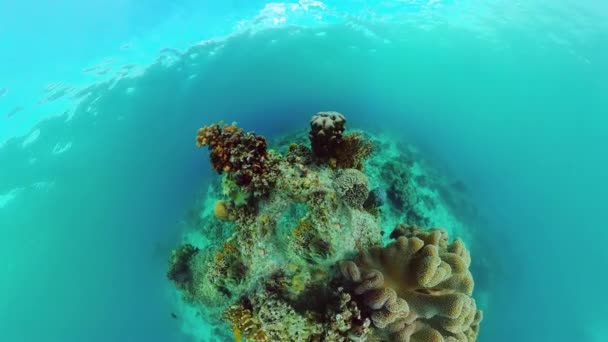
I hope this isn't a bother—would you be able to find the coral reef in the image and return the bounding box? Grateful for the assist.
[196,122,278,197]
[381,160,430,227]
[333,132,374,170]
[339,224,482,341]
[224,304,268,341]
[334,168,370,208]
[214,200,236,221]
[364,187,387,211]
[169,112,483,342]
[167,244,199,294]
[308,112,374,170]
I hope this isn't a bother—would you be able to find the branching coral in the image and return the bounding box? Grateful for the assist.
[256,297,322,341]
[339,224,482,342]
[334,168,370,208]
[197,122,277,197]
[321,287,373,341]
[333,132,374,170]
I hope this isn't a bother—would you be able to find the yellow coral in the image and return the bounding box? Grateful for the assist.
[214,200,230,221]
[224,305,268,342]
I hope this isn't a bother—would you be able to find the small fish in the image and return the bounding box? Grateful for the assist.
[171,313,178,319]
[6,106,24,118]
[120,43,131,50]
[0,87,7,97]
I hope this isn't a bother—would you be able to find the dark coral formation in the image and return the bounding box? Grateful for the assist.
[382,160,429,227]
[197,122,277,197]
[167,244,199,292]
[339,224,482,342]
[309,111,346,158]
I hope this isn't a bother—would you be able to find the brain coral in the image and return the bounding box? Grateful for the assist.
[334,168,370,208]
[339,224,482,342]
[309,111,346,158]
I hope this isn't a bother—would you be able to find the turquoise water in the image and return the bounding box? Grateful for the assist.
[1,1,607,341]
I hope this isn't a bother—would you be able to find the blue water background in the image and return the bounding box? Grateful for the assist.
[1,1,607,341]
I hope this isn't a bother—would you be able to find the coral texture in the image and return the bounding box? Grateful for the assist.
[333,132,374,170]
[340,224,482,342]
[334,168,370,208]
[309,111,346,158]
[224,304,268,341]
[382,160,429,227]
[214,200,234,221]
[167,244,199,291]
[196,122,276,197]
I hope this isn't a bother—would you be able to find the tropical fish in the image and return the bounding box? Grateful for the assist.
[0,87,7,98]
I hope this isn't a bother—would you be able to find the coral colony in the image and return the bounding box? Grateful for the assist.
[168,112,482,342]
